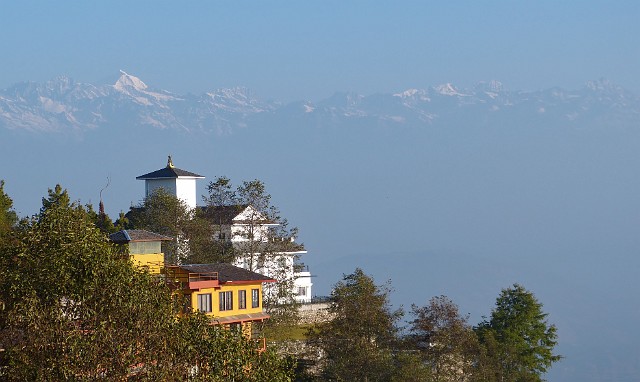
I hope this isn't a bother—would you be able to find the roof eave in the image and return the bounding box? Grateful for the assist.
[224,279,277,285]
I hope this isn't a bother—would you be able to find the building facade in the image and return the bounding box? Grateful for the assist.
[136,156,204,210]
[203,204,313,303]
[110,229,275,345]
[165,263,275,340]
[136,158,313,303]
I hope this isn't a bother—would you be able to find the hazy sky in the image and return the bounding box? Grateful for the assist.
[1,1,638,101]
[2,3,640,380]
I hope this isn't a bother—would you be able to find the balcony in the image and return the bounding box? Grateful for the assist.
[165,266,219,290]
[186,272,219,290]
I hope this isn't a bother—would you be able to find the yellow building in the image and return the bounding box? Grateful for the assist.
[110,229,275,347]
[109,229,172,274]
[165,263,275,341]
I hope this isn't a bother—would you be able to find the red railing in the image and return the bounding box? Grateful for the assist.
[186,272,219,283]
[164,267,220,290]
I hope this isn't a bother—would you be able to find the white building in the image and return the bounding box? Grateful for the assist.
[204,204,313,304]
[136,158,313,303]
[136,156,204,210]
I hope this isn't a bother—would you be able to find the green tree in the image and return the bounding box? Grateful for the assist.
[204,178,302,332]
[475,284,561,382]
[204,175,237,208]
[235,180,301,317]
[198,176,238,263]
[40,183,71,213]
[126,188,193,263]
[85,202,116,234]
[409,296,483,382]
[0,185,177,380]
[183,207,233,264]
[0,180,18,237]
[127,188,227,265]
[171,313,295,382]
[308,268,403,382]
[0,185,295,381]
[114,211,130,231]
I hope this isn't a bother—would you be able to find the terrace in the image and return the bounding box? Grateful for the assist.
[164,266,220,290]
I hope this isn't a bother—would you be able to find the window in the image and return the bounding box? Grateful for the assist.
[239,290,247,309]
[128,241,161,254]
[297,287,307,296]
[219,291,233,311]
[197,293,212,313]
[251,288,260,308]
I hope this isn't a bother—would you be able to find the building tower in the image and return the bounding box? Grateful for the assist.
[109,229,172,274]
[136,156,204,209]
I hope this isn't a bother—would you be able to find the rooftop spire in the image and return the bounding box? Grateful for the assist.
[167,155,174,168]
[99,176,110,216]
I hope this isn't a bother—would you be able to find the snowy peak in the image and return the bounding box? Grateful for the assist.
[433,83,467,96]
[393,88,429,100]
[203,87,272,114]
[112,70,181,106]
[0,75,638,133]
[475,80,504,93]
[206,87,253,105]
[586,78,618,92]
[114,70,148,92]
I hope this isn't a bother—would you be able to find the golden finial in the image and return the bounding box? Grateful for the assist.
[167,155,174,168]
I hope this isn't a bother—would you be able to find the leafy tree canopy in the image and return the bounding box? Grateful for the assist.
[85,202,116,234]
[410,296,483,382]
[0,180,18,237]
[475,284,561,382]
[308,268,405,382]
[126,188,194,263]
[0,185,295,381]
[204,175,236,208]
[1,185,177,379]
[204,177,302,329]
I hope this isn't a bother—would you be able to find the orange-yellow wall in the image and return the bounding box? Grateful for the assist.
[188,283,264,318]
[130,253,164,274]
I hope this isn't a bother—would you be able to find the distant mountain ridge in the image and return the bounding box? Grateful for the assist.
[1,72,638,133]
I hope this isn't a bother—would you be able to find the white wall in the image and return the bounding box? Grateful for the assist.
[231,224,270,242]
[175,177,198,210]
[233,251,312,303]
[145,177,198,210]
[294,270,313,303]
[146,179,177,199]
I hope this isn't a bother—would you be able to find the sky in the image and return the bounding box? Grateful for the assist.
[2,2,640,381]
[1,1,639,102]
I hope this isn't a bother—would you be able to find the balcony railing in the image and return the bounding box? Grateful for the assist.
[184,272,219,289]
[294,262,311,274]
[164,267,220,290]
[186,272,219,283]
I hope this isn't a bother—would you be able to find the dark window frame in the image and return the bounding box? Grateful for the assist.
[239,290,247,309]
[219,291,233,311]
[197,293,212,313]
[251,288,260,309]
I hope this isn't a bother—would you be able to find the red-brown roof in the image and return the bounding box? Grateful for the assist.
[175,263,276,284]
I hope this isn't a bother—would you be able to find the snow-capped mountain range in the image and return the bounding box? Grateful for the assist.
[1,72,638,133]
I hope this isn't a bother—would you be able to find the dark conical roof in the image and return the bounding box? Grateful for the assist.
[136,156,204,180]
